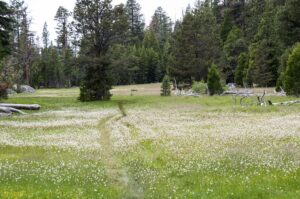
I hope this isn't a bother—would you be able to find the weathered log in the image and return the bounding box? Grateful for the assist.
[0,103,41,110]
[268,100,300,106]
[223,90,255,96]
[0,107,26,114]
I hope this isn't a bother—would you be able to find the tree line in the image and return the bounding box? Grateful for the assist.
[0,0,300,101]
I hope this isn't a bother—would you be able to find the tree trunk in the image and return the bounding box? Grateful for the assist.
[0,103,41,110]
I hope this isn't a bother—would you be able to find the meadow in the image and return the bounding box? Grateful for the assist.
[0,84,300,199]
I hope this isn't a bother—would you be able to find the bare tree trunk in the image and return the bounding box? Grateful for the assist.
[0,103,41,110]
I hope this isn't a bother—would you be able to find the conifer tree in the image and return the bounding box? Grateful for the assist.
[207,63,223,96]
[234,52,248,86]
[74,0,115,101]
[223,26,247,82]
[161,74,171,96]
[284,43,300,96]
[126,0,145,45]
[0,0,12,60]
[247,5,281,87]
[42,22,49,49]
[276,0,300,47]
[170,4,222,83]
[78,57,113,101]
[149,7,172,49]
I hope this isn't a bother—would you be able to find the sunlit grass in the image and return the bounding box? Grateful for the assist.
[1,85,300,198]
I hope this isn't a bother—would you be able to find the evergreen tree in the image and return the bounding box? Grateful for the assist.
[170,4,222,83]
[54,6,70,51]
[111,4,129,45]
[42,22,49,49]
[207,63,223,96]
[161,74,171,96]
[0,0,12,99]
[276,47,292,91]
[247,5,281,87]
[276,0,300,47]
[244,0,266,42]
[0,0,12,60]
[223,26,247,82]
[220,10,233,42]
[78,57,113,101]
[149,7,172,49]
[234,52,248,86]
[283,43,300,96]
[126,0,145,45]
[143,30,159,51]
[74,0,117,101]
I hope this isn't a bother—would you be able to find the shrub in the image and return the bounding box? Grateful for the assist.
[284,43,300,96]
[192,80,206,95]
[161,75,171,96]
[0,83,8,100]
[207,63,223,96]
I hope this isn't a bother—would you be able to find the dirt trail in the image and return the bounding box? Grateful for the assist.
[98,113,144,199]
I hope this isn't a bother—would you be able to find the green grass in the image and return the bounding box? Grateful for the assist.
[1,87,300,198]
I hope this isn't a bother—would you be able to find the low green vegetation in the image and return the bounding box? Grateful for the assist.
[1,87,300,198]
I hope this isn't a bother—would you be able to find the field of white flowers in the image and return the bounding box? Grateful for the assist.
[0,87,299,198]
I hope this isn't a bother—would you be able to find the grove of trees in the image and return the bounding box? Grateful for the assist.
[0,0,300,100]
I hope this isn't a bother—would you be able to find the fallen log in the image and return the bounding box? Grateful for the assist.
[0,107,26,115]
[0,103,41,110]
[268,100,300,106]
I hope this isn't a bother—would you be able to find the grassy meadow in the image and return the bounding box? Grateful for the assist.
[0,84,300,198]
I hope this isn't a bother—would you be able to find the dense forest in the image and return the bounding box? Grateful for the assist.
[0,0,300,101]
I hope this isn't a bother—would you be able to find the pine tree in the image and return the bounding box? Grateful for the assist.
[284,43,300,96]
[78,57,113,101]
[54,6,70,51]
[143,30,159,51]
[247,5,281,87]
[111,3,129,45]
[42,22,49,49]
[74,0,118,101]
[207,63,223,96]
[126,0,145,45]
[170,4,222,83]
[220,10,233,42]
[0,0,12,99]
[276,0,300,48]
[223,26,247,82]
[161,74,171,96]
[0,0,12,60]
[234,52,248,86]
[276,47,292,91]
[149,7,172,49]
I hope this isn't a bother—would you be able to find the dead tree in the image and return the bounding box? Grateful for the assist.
[0,103,41,116]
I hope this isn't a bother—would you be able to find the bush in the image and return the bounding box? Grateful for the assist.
[192,80,206,95]
[207,63,223,96]
[0,83,8,100]
[161,75,171,96]
[284,43,300,96]
[78,57,113,102]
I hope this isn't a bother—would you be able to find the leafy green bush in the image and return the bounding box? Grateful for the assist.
[192,80,206,95]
